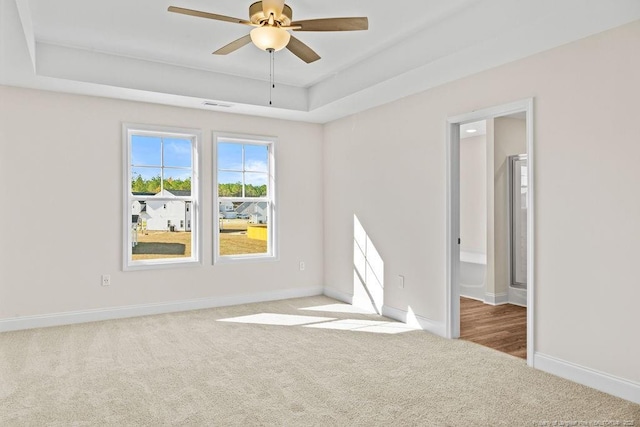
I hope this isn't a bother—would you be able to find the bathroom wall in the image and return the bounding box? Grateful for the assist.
[459,118,526,304]
[460,133,487,255]
[493,117,527,297]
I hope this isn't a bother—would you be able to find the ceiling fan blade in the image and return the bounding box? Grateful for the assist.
[213,34,253,55]
[262,0,285,20]
[286,36,321,64]
[168,6,252,26]
[291,17,369,32]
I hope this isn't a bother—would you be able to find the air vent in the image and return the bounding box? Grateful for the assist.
[203,101,233,108]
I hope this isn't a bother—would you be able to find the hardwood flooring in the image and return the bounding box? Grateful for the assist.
[460,297,527,359]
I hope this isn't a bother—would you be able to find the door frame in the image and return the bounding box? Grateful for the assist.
[446,98,535,366]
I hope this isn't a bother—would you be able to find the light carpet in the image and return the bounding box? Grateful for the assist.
[0,295,638,426]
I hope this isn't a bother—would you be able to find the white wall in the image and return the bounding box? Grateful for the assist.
[0,87,324,318]
[493,117,527,295]
[323,19,640,383]
[460,134,487,255]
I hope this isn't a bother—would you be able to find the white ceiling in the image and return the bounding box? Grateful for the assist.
[28,0,476,88]
[2,0,640,123]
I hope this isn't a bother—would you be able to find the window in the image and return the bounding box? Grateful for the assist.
[124,124,200,269]
[214,134,276,262]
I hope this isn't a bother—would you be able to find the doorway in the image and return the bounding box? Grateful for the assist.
[446,99,535,366]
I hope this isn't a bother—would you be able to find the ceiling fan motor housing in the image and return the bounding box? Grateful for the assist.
[249,1,292,26]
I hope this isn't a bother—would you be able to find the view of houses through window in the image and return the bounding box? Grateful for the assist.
[216,138,274,259]
[126,126,198,267]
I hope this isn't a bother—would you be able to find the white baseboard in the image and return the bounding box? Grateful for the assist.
[323,287,353,304]
[0,286,324,333]
[484,292,508,305]
[508,286,527,307]
[460,283,485,301]
[382,305,447,338]
[320,290,446,337]
[534,352,640,404]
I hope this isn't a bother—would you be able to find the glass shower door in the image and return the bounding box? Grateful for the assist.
[509,154,527,289]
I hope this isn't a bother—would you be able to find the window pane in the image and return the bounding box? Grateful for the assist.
[131,167,161,194]
[164,168,192,194]
[218,171,243,197]
[218,201,268,256]
[214,138,274,262]
[163,138,192,168]
[126,125,200,269]
[131,198,192,261]
[245,144,268,172]
[218,143,243,171]
[245,172,268,197]
[131,135,161,166]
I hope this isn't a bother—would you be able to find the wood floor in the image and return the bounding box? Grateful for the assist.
[460,297,527,359]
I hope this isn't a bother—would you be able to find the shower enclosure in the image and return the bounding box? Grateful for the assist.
[509,154,528,289]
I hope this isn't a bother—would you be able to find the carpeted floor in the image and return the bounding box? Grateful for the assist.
[0,295,638,426]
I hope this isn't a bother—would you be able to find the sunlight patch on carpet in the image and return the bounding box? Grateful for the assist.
[299,303,377,315]
[303,319,419,334]
[217,313,335,326]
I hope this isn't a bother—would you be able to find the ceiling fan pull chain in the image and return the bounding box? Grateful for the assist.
[269,48,275,105]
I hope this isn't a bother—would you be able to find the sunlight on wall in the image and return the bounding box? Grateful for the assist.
[405,306,422,328]
[353,215,385,314]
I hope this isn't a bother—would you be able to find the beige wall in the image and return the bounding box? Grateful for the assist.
[323,20,640,382]
[493,117,527,295]
[0,87,324,318]
[460,134,487,255]
[1,17,639,392]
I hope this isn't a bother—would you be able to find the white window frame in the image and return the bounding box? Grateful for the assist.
[213,132,277,264]
[123,123,201,271]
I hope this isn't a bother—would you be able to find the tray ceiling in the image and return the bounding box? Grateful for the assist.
[2,0,639,122]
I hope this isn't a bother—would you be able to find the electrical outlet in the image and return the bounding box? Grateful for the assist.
[101,274,111,287]
[398,275,405,289]
[299,261,305,271]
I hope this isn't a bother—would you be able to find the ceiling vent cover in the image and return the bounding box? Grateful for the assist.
[203,101,233,108]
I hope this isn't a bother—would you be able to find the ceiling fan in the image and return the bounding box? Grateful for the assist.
[168,0,369,63]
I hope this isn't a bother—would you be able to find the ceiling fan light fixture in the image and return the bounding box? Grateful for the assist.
[250,26,290,51]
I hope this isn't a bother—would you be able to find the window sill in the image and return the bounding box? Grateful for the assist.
[214,254,278,265]
[124,258,201,272]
